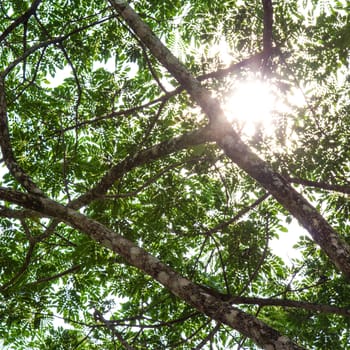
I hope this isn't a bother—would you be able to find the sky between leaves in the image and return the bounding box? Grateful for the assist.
[1,0,350,348]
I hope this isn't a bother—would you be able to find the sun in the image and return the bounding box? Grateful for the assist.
[224,80,276,137]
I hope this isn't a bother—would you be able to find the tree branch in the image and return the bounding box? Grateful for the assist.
[70,126,214,209]
[202,193,269,236]
[108,311,199,329]
[25,264,81,287]
[94,309,136,350]
[228,296,350,317]
[106,155,212,199]
[108,0,350,281]
[287,176,350,195]
[0,186,305,350]
[56,51,272,136]
[197,51,275,81]
[0,205,43,219]
[0,0,42,43]
[193,322,221,350]
[262,0,273,57]
[1,16,112,77]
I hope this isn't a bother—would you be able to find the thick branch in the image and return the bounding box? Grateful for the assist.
[0,186,304,350]
[229,296,350,317]
[108,0,350,281]
[108,1,217,122]
[287,176,350,195]
[0,205,42,219]
[70,126,214,209]
[262,0,273,56]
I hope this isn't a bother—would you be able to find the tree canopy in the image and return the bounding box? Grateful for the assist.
[0,0,350,349]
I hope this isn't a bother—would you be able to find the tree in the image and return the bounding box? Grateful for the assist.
[0,0,349,348]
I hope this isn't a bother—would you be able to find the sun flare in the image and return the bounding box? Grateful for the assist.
[224,80,276,137]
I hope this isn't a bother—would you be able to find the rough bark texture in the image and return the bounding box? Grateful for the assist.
[108,0,350,280]
[0,186,305,350]
[0,1,347,349]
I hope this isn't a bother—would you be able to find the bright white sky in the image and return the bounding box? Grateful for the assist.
[227,82,309,262]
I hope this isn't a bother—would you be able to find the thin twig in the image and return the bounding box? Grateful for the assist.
[0,0,42,43]
[202,193,269,236]
[94,309,137,350]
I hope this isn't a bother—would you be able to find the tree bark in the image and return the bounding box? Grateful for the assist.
[108,0,350,280]
[0,186,305,350]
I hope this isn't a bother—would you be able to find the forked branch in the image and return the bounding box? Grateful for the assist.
[0,186,305,350]
[108,0,350,282]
